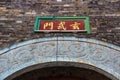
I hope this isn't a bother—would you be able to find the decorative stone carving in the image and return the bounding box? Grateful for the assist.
[111,55,120,73]
[0,37,120,80]
[0,58,9,73]
[68,42,87,57]
[31,42,57,57]
[89,44,109,63]
[57,41,89,58]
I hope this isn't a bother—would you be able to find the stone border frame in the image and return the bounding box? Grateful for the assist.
[0,37,120,80]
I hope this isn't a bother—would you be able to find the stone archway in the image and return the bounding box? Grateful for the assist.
[0,37,120,80]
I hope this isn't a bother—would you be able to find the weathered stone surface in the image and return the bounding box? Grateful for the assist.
[0,37,120,80]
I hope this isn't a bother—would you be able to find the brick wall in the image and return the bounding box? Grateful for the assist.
[0,0,120,49]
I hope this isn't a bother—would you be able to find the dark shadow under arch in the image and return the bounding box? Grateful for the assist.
[5,62,118,80]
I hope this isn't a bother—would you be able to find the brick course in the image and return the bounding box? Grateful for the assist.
[0,0,120,49]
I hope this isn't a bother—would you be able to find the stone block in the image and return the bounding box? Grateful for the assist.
[16,20,23,24]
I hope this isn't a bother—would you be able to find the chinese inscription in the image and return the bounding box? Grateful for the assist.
[40,20,85,30]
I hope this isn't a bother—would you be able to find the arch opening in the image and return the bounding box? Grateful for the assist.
[5,62,117,80]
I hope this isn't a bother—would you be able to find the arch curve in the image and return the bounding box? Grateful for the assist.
[0,37,120,80]
[5,61,118,80]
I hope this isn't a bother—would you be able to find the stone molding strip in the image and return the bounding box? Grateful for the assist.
[0,37,120,55]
